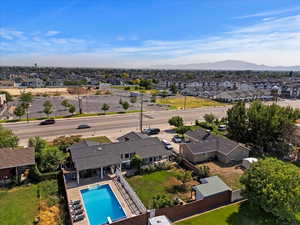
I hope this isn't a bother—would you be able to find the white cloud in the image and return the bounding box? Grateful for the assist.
[235,6,300,19]
[0,28,26,40]
[45,30,60,36]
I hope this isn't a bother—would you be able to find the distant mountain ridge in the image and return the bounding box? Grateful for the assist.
[152,60,300,71]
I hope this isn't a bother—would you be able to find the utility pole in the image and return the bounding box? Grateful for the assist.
[140,93,144,132]
[183,95,187,110]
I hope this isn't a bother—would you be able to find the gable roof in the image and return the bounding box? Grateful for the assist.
[184,129,247,156]
[0,148,35,169]
[69,137,171,171]
[117,131,149,142]
[192,176,231,198]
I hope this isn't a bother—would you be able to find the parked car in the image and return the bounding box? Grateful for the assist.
[39,119,56,125]
[143,128,160,135]
[162,139,173,150]
[172,136,183,143]
[218,124,227,131]
[77,124,91,129]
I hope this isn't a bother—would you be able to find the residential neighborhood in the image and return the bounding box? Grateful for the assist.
[1,1,300,225]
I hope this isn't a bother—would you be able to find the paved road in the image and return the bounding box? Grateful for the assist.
[3,106,230,143]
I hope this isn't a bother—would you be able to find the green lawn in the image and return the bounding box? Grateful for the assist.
[127,169,194,208]
[0,185,39,225]
[0,180,63,225]
[85,136,112,143]
[176,202,300,225]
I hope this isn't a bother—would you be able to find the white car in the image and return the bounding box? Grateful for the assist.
[218,124,227,131]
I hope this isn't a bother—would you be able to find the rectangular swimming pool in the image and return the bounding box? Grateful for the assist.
[80,184,126,225]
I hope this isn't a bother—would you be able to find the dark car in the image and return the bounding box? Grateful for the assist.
[39,119,56,125]
[77,124,91,129]
[143,128,160,135]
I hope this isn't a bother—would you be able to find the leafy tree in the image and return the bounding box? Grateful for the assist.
[175,126,191,137]
[52,135,81,152]
[43,100,53,118]
[14,104,25,120]
[168,116,184,128]
[101,103,110,114]
[130,96,137,104]
[20,92,33,122]
[240,158,300,225]
[176,170,192,190]
[130,154,143,171]
[151,93,157,103]
[170,84,178,94]
[195,165,210,179]
[152,194,174,209]
[139,79,152,90]
[0,91,13,101]
[0,125,19,148]
[160,90,169,98]
[122,101,130,112]
[68,104,76,115]
[204,113,216,124]
[39,146,69,172]
[28,136,47,164]
[61,99,70,110]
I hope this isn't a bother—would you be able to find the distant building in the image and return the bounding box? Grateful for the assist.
[0,94,6,107]
[21,78,44,88]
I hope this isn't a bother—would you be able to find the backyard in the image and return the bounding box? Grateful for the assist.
[0,180,64,225]
[176,202,300,225]
[198,162,243,190]
[156,96,225,110]
[127,168,198,208]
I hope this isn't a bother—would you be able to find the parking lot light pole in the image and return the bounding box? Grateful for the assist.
[140,93,144,132]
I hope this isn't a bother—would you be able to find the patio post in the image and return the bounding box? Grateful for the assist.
[76,170,80,185]
[100,167,103,179]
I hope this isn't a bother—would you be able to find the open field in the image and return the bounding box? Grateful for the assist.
[127,169,199,208]
[176,202,300,225]
[156,96,225,110]
[0,180,63,225]
[111,85,159,95]
[198,162,244,190]
[0,87,70,96]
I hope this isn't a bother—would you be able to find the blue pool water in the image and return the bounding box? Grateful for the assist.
[80,185,126,225]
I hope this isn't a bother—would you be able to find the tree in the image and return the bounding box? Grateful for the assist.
[203,113,216,124]
[240,158,300,224]
[151,93,157,103]
[68,104,76,115]
[130,154,143,171]
[20,92,33,122]
[61,99,70,110]
[160,90,169,98]
[14,104,25,120]
[52,135,81,152]
[28,136,47,164]
[39,146,69,172]
[139,79,152,90]
[130,96,137,104]
[152,194,174,209]
[101,103,110,114]
[175,126,191,137]
[170,84,178,94]
[195,165,210,179]
[43,100,53,118]
[168,116,184,128]
[176,170,192,190]
[122,101,130,112]
[0,91,13,102]
[0,125,19,148]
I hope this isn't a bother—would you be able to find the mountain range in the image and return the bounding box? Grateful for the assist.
[152,60,300,71]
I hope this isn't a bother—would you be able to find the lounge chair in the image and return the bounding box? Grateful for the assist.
[73,214,85,222]
[71,209,84,216]
[71,204,82,210]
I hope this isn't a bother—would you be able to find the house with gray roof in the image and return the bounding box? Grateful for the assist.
[192,176,231,200]
[180,129,249,164]
[67,137,172,184]
[117,131,149,142]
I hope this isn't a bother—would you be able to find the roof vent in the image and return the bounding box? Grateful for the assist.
[97,147,103,151]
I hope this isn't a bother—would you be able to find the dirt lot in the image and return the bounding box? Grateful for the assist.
[199,161,244,190]
[0,88,70,96]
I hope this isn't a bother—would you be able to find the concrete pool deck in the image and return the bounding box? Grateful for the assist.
[66,178,134,225]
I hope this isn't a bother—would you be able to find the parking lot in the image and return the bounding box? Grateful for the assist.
[3,94,167,119]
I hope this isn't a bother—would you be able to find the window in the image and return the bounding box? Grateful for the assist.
[121,154,123,159]
[125,153,130,159]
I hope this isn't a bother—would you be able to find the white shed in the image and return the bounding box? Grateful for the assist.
[149,216,172,225]
[242,157,258,169]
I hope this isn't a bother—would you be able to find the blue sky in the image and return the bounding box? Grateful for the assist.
[1,0,300,67]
